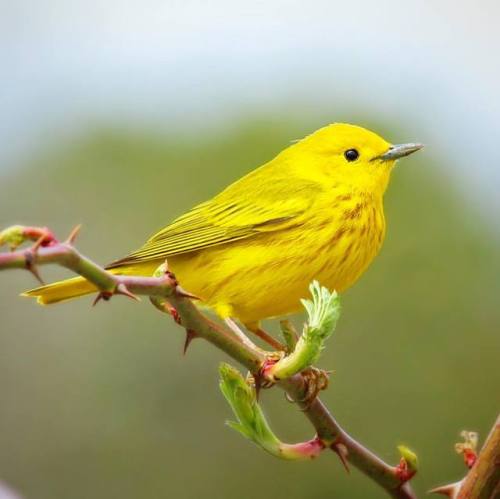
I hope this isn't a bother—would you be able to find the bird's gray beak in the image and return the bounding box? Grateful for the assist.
[378,143,424,161]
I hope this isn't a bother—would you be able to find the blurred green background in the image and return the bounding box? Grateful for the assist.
[2,1,500,498]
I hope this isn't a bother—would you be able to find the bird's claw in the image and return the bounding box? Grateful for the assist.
[286,367,331,410]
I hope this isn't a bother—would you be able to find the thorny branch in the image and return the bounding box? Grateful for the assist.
[0,224,424,498]
[430,415,500,499]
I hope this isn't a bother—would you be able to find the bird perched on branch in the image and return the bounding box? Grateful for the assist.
[24,124,422,346]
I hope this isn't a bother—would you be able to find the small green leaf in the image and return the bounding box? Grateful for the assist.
[266,282,341,381]
[398,445,418,473]
[0,225,26,251]
[218,363,324,460]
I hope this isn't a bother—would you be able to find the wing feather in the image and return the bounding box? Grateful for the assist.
[107,201,306,268]
[107,168,317,269]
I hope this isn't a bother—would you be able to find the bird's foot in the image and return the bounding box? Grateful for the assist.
[247,325,286,351]
[286,367,331,410]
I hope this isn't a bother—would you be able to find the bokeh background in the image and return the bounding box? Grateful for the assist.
[1,1,499,498]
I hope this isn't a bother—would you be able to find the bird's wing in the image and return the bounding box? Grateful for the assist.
[107,191,311,268]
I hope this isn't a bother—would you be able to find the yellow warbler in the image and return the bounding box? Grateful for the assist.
[24,124,422,340]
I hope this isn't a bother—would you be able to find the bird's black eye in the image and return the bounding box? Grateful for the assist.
[344,149,359,162]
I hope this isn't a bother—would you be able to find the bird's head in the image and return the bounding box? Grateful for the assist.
[287,123,423,196]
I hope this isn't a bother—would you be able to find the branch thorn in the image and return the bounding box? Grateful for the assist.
[331,441,350,474]
[175,285,200,300]
[28,264,45,285]
[92,291,113,306]
[32,234,47,252]
[65,224,82,245]
[252,369,274,401]
[183,329,197,355]
[116,283,141,302]
[428,481,462,497]
[24,249,44,285]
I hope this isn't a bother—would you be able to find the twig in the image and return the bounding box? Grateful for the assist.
[0,226,416,499]
[457,415,500,498]
[429,416,500,498]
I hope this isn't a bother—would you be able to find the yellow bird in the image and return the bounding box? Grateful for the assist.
[24,123,422,345]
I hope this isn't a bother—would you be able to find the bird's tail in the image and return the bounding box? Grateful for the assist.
[22,275,102,305]
[22,262,159,305]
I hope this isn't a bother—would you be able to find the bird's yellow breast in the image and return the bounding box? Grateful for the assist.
[168,189,386,326]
